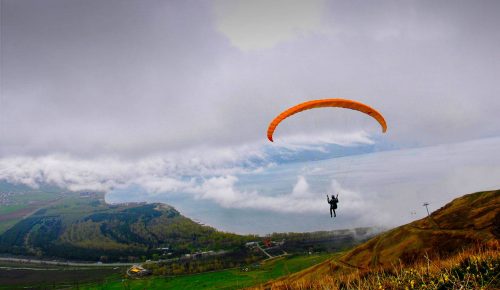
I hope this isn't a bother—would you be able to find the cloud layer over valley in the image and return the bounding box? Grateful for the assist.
[1,0,500,233]
[2,136,499,233]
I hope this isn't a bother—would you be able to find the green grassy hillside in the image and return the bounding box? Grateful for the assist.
[0,194,252,261]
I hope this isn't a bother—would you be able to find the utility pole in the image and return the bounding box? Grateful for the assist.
[422,202,430,217]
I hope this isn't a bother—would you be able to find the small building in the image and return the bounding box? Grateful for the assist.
[245,241,258,247]
[127,265,151,277]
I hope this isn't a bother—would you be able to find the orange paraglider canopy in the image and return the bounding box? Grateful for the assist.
[267,98,387,142]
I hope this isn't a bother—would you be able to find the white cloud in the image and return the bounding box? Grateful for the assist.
[0,130,370,193]
[291,175,309,197]
[0,146,263,193]
[2,1,499,158]
[214,0,327,50]
[190,175,322,213]
[272,130,374,151]
[329,179,365,212]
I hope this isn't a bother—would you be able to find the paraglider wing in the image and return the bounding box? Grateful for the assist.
[267,98,387,142]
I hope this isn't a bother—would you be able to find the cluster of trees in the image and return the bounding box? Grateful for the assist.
[267,228,377,253]
[0,199,257,262]
[143,249,264,276]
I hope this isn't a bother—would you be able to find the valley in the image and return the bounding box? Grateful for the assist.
[0,188,376,289]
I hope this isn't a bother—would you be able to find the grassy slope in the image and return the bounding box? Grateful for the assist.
[341,189,499,269]
[79,253,333,290]
[256,246,499,289]
[260,189,499,287]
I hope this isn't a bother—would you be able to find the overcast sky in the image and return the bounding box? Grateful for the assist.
[1,0,499,234]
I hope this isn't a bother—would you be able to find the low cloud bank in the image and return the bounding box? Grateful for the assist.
[0,132,372,200]
[1,137,499,233]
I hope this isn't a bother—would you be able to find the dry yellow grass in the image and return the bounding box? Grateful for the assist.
[253,242,499,289]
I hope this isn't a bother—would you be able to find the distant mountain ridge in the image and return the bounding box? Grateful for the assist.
[0,193,250,262]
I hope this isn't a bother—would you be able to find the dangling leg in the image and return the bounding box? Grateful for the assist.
[333,209,336,217]
[330,207,333,218]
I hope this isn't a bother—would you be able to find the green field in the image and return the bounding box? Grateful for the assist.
[0,191,62,234]
[0,262,126,290]
[81,253,334,290]
[0,204,28,215]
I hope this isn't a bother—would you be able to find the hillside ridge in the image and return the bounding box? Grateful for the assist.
[261,189,499,287]
[0,194,250,262]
